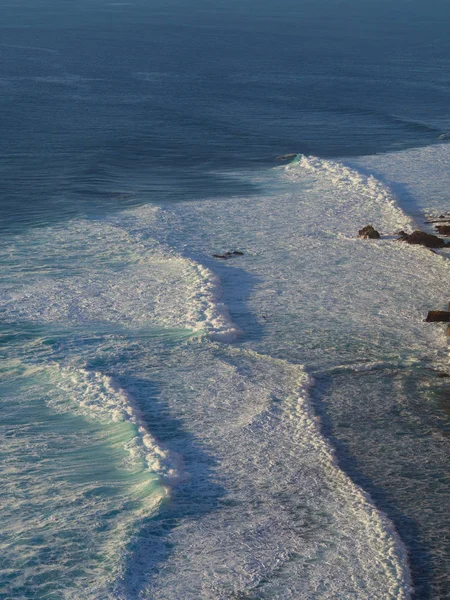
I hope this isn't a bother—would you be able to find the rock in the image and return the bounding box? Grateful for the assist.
[436,225,450,235]
[402,230,446,248]
[358,225,380,239]
[276,153,297,161]
[396,230,409,241]
[425,310,450,322]
[213,250,244,259]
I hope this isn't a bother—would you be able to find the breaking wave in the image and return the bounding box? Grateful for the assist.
[0,213,239,341]
[48,365,186,486]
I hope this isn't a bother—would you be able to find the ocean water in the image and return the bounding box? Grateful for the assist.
[1,1,450,599]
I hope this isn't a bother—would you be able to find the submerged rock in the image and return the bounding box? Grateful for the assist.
[358,225,380,239]
[436,224,450,235]
[402,230,446,248]
[276,153,297,161]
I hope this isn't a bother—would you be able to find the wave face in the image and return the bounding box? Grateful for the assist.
[49,365,185,485]
[2,148,450,598]
[0,358,167,599]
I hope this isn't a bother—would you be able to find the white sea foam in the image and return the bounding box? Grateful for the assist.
[120,345,412,599]
[4,148,450,598]
[327,357,423,374]
[185,261,241,341]
[352,143,450,218]
[111,151,450,598]
[285,154,415,235]
[352,143,450,371]
[152,154,450,372]
[0,213,239,341]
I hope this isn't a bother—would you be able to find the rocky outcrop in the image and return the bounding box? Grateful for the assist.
[358,225,380,239]
[401,230,446,248]
[435,224,450,235]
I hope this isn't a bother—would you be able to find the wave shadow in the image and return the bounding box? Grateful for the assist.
[106,373,227,598]
[310,368,442,600]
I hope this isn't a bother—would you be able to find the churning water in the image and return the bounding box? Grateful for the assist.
[1,1,450,598]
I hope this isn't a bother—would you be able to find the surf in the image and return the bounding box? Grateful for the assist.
[2,147,450,598]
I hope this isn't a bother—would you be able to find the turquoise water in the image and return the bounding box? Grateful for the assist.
[0,323,188,598]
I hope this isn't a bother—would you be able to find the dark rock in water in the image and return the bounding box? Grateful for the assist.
[425,310,450,322]
[436,372,450,377]
[276,153,297,161]
[213,250,244,259]
[396,230,409,241]
[436,224,450,235]
[358,225,380,239]
[403,230,446,248]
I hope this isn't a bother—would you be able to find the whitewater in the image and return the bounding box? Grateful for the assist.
[1,144,450,599]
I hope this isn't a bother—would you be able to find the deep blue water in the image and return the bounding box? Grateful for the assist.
[1,2,450,599]
[2,0,450,231]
